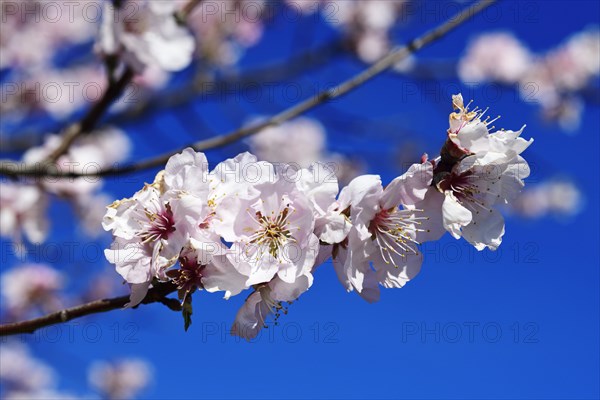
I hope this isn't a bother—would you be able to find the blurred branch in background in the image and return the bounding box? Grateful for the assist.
[0,0,497,180]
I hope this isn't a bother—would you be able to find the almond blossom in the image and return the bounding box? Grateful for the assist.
[166,235,247,302]
[324,0,407,63]
[0,343,55,393]
[103,150,209,305]
[0,264,64,318]
[23,127,130,198]
[332,162,433,302]
[420,94,533,250]
[211,154,320,286]
[231,274,313,340]
[88,358,152,400]
[458,32,532,84]
[97,0,195,73]
[511,178,583,219]
[187,1,266,66]
[0,182,49,247]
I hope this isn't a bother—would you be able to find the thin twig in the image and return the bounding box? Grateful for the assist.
[0,282,179,337]
[108,40,346,125]
[0,0,496,180]
[43,68,135,164]
[33,0,204,165]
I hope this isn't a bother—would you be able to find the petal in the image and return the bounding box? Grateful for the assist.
[381,162,433,209]
[462,208,505,251]
[126,282,151,308]
[442,192,473,239]
[231,291,271,340]
[413,188,446,243]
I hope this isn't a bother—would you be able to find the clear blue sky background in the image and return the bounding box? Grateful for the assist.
[1,1,599,399]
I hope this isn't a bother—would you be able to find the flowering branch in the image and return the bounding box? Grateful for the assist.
[2,0,204,169]
[0,282,179,337]
[0,0,497,180]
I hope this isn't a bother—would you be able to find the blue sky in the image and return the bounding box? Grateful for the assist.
[1,1,599,398]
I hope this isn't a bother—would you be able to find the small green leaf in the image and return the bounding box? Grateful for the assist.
[182,296,193,332]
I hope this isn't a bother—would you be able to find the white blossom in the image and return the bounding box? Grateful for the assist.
[332,161,432,302]
[231,274,313,340]
[211,155,320,286]
[0,343,55,392]
[420,94,533,250]
[97,0,195,72]
[0,183,49,246]
[88,358,152,400]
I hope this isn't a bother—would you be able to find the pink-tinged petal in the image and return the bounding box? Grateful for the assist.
[462,208,505,251]
[381,162,433,209]
[296,162,339,215]
[489,126,533,158]
[317,212,350,244]
[373,250,423,289]
[164,148,209,195]
[209,152,272,204]
[338,174,383,240]
[201,253,248,299]
[451,121,489,153]
[497,156,530,204]
[332,248,353,292]
[442,192,473,239]
[126,282,151,308]
[231,291,270,340]
[105,239,152,285]
[356,265,380,304]
[270,274,313,302]
[413,188,446,243]
[230,242,279,286]
[313,244,333,271]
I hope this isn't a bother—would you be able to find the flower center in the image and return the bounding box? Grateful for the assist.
[248,206,295,259]
[369,208,427,267]
[167,255,206,303]
[140,203,176,243]
[438,170,496,214]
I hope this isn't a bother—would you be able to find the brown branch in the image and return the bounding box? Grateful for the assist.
[0,282,179,337]
[175,0,202,24]
[0,0,497,179]
[107,39,346,125]
[42,67,135,164]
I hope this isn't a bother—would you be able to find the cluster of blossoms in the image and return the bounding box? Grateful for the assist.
[286,0,409,63]
[103,94,533,339]
[0,341,152,400]
[0,127,130,248]
[459,29,600,132]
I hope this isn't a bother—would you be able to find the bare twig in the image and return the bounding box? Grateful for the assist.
[0,282,179,337]
[175,0,202,24]
[43,68,135,164]
[0,0,496,179]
